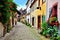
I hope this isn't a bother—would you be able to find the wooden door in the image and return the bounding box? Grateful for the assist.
[32,17,34,26]
[28,19,29,23]
[38,16,41,29]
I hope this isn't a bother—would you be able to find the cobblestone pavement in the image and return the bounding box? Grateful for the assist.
[2,22,40,40]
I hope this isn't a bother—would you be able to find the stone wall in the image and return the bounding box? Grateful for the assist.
[0,22,4,37]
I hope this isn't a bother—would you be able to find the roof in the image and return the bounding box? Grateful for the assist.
[19,9,27,15]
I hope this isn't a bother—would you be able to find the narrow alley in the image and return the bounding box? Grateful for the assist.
[0,0,60,40]
[2,22,41,40]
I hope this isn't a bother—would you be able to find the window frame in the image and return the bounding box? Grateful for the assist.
[42,0,46,4]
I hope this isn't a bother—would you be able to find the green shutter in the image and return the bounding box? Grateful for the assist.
[42,15,45,23]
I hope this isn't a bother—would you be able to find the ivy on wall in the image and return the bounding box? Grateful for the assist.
[0,0,17,25]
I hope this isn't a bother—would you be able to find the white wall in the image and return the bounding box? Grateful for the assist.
[30,1,38,12]
[26,15,30,23]
[58,0,60,23]
[26,0,31,23]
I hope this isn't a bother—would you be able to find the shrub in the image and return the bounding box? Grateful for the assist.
[56,35,60,40]
[40,20,59,39]
[24,20,32,27]
[49,17,57,23]
[49,25,58,40]
[41,21,48,36]
[42,21,48,30]
[27,23,32,27]
[7,26,12,33]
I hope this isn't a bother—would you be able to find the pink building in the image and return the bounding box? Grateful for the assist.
[46,0,60,33]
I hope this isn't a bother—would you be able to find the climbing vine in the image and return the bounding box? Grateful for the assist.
[0,0,17,25]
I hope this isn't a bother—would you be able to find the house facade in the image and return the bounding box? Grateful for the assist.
[26,0,31,23]
[19,9,27,23]
[30,0,46,29]
[46,0,60,28]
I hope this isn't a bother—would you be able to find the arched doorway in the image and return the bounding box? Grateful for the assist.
[51,2,58,18]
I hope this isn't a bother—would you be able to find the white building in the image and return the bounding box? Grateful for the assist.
[26,0,31,23]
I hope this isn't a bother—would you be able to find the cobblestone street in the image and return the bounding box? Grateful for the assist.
[0,22,41,40]
[0,0,59,40]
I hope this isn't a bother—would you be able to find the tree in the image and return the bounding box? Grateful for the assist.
[0,0,17,36]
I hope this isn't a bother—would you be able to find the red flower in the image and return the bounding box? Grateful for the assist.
[55,22,59,26]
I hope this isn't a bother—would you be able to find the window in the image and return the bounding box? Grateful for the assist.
[49,8,52,18]
[32,17,34,26]
[42,0,46,4]
[28,19,29,23]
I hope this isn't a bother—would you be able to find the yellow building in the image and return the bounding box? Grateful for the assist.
[20,9,27,23]
[30,0,46,29]
[20,15,26,23]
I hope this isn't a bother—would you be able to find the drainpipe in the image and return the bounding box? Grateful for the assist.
[46,0,48,21]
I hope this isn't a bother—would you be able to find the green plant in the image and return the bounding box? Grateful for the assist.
[53,25,58,32]
[41,21,59,39]
[7,26,12,33]
[42,29,47,36]
[24,20,32,27]
[40,16,59,39]
[42,21,48,30]
[50,25,58,40]
[0,0,17,25]
[41,21,48,36]
[24,20,26,24]
[50,18,52,23]
[27,23,32,27]
[49,17,57,24]
[47,27,53,36]
[53,17,57,21]
[50,34,60,40]
[50,17,57,22]
[56,35,60,40]
[0,0,17,36]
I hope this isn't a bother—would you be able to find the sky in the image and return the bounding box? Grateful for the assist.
[13,0,27,10]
